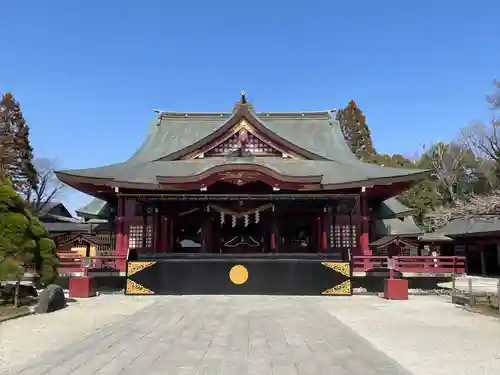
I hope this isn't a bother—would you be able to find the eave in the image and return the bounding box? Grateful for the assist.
[370,235,419,248]
[56,166,426,200]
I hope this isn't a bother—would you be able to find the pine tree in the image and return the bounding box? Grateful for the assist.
[0,93,37,196]
[336,100,376,160]
[337,100,441,224]
[0,99,15,177]
[0,176,59,306]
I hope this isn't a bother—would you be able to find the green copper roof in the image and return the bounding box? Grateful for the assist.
[256,113,359,163]
[75,198,109,219]
[60,156,425,186]
[375,217,423,237]
[374,197,416,219]
[127,111,359,164]
[435,217,500,237]
[418,232,453,242]
[57,106,427,188]
[127,115,227,163]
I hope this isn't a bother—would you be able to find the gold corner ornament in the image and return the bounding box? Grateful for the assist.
[126,279,154,295]
[322,280,351,295]
[321,262,350,277]
[127,261,156,277]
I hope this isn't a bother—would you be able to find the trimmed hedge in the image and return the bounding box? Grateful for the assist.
[0,178,59,285]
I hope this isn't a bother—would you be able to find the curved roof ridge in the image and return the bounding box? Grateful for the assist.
[325,111,359,162]
[159,112,232,118]
[125,119,162,163]
[156,109,337,119]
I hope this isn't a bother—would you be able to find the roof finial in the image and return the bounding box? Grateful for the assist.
[241,90,247,104]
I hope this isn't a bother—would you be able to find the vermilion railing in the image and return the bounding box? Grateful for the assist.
[57,255,127,273]
[58,254,466,275]
[352,255,466,274]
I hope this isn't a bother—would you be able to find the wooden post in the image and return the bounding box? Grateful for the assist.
[153,205,161,253]
[201,206,212,253]
[468,278,475,306]
[360,189,370,255]
[464,241,469,275]
[141,204,148,250]
[497,278,500,316]
[389,257,395,280]
[271,204,279,252]
[114,196,127,272]
[321,205,329,252]
[359,189,372,270]
[115,197,124,260]
[451,257,457,299]
[316,216,321,253]
[123,198,135,255]
[451,271,456,301]
[480,245,487,276]
[354,195,361,257]
[167,215,174,253]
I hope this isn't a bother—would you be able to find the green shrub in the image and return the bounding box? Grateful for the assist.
[0,177,58,286]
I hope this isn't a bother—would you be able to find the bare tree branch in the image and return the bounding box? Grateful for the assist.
[427,142,472,203]
[487,79,500,109]
[424,190,500,231]
[24,158,66,214]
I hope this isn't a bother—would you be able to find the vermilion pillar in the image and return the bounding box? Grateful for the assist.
[270,204,279,252]
[158,203,169,253]
[114,197,134,273]
[321,206,329,252]
[114,197,126,272]
[124,199,135,255]
[201,210,212,253]
[153,206,161,253]
[160,214,174,253]
[360,188,371,257]
[316,216,322,252]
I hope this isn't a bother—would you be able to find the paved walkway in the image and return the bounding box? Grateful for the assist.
[14,296,409,375]
[8,295,500,375]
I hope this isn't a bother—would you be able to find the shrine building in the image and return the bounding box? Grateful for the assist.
[55,93,427,295]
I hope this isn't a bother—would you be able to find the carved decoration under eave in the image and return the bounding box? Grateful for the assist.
[218,171,262,186]
[299,184,323,191]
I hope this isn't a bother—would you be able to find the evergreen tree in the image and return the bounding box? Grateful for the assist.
[0,177,58,306]
[0,93,37,196]
[0,100,15,178]
[336,100,376,160]
[337,100,443,224]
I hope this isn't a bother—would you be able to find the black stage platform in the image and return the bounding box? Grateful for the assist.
[125,254,352,296]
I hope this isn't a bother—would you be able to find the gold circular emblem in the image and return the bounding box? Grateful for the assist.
[229,265,248,285]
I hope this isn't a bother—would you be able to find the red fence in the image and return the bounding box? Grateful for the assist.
[57,255,127,273]
[352,255,466,274]
[58,254,466,275]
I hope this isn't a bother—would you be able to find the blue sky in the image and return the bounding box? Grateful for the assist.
[1,0,498,213]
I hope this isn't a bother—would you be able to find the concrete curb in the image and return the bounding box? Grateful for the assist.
[0,310,34,324]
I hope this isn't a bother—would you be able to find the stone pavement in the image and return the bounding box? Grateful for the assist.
[14,296,410,375]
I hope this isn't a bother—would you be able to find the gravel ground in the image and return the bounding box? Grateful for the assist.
[320,295,500,375]
[3,295,500,375]
[439,276,500,295]
[0,295,155,374]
